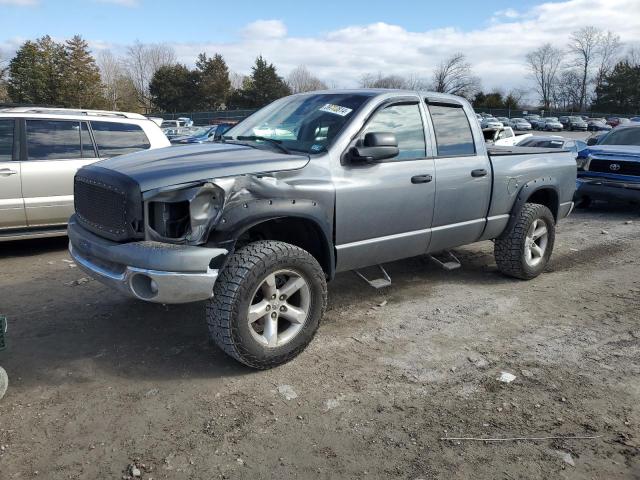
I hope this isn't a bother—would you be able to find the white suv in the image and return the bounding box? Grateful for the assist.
[0,108,170,241]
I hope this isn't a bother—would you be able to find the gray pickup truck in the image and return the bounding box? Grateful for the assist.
[68,90,576,369]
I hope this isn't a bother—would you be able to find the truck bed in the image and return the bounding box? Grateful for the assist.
[487,145,569,156]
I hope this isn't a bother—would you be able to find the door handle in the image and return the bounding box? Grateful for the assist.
[471,169,488,178]
[411,174,433,184]
[0,168,18,177]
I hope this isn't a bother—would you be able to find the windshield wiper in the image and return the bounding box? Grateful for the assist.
[235,135,291,154]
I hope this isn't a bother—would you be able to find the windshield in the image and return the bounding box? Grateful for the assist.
[569,116,583,122]
[599,128,640,146]
[223,93,372,154]
[189,126,215,137]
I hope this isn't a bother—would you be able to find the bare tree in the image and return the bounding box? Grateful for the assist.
[553,69,582,110]
[360,72,408,89]
[526,43,564,109]
[0,49,9,103]
[568,26,601,110]
[97,50,123,110]
[594,31,622,91]
[287,65,328,93]
[627,46,640,67]
[431,53,480,99]
[123,41,176,112]
[229,72,247,90]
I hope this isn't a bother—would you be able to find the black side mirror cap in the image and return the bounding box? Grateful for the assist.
[587,137,598,146]
[348,132,399,164]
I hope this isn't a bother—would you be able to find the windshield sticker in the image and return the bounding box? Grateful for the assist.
[310,144,324,152]
[319,104,353,117]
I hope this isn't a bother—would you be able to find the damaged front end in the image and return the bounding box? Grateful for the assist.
[144,182,226,245]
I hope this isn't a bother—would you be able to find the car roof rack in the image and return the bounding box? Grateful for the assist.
[0,107,147,120]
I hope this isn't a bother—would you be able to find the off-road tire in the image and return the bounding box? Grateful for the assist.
[494,203,556,280]
[0,366,7,400]
[207,241,327,369]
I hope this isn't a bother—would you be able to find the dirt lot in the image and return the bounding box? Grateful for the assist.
[0,202,639,480]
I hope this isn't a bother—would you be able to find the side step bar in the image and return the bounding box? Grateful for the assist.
[428,251,461,271]
[354,265,392,289]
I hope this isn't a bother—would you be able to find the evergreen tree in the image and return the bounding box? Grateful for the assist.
[230,56,290,108]
[149,64,199,112]
[592,61,640,114]
[61,35,104,108]
[195,53,231,109]
[7,40,46,104]
[35,35,67,105]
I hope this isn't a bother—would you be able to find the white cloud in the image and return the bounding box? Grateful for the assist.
[0,0,38,5]
[3,0,640,98]
[163,0,640,94]
[241,20,287,39]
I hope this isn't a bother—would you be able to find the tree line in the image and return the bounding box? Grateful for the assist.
[1,30,638,115]
[524,25,640,113]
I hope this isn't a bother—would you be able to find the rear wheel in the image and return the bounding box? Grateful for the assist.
[207,241,327,369]
[494,203,556,280]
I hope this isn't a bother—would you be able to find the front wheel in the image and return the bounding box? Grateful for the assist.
[207,241,327,369]
[494,203,556,280]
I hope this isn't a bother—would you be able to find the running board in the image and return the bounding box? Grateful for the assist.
[354,265,392,289]
[428,251,461,271]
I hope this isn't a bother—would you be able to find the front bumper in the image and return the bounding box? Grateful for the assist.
[68,216,227,304]
[575,177,640,203]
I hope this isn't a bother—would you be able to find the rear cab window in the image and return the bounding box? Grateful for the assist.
[0,119,14,161]
[427,103,476,156]
[91,121,150,157]
[25,119,95,160]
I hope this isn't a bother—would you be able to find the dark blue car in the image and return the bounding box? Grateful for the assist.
[575,124,640,205]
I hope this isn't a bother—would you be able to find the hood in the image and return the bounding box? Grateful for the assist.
[92,143,310,191]
[586,145,640,160]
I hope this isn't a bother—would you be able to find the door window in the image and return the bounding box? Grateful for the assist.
[428,104,476,156]
[91,121,150,157]
[363,103,426,160]
[0,119,13,161]
[26,120,86,160]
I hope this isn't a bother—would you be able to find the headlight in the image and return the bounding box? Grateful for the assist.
[145,183,225,242]
[575,153,591,171]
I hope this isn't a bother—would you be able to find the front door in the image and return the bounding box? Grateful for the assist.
[0,118,26,230]
[20,119,97,227]
[425,101,492,252]
[334,99,436,272]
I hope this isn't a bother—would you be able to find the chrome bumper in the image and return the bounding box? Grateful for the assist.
[70,244,219,304]
[68,216,227,304]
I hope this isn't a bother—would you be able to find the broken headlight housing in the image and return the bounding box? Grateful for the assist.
[575,152,590,171]
[145,182,225,244]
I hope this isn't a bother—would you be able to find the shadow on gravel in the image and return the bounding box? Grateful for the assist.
[0,235,69,259]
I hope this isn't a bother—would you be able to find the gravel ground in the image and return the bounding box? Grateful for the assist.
[0,202,639,480]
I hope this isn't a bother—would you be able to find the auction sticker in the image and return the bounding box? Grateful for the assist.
[319,104,353,117]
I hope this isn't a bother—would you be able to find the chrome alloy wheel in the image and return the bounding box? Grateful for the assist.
[247,269,311,348]
[524,218,549,267]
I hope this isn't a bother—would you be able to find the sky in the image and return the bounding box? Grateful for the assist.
[1,0,639,94]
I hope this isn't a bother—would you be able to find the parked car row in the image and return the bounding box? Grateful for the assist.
[477,112,640,133]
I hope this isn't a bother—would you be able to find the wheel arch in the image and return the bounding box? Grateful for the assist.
[512,177,560,221]
[208,209,335,280]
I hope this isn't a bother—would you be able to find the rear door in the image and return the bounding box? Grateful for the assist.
[0,118,26,229]
[21,119,98,227]
[425,100,492,252]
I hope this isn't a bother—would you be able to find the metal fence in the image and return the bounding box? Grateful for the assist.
[152,109,257,125]
[476,107,638,119]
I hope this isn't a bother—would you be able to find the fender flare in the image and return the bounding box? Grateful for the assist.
[509,176,560,221]
[206,198,336,278]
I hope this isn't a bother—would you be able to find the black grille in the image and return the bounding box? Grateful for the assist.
[589,159,640,177]
[75,176,128,237]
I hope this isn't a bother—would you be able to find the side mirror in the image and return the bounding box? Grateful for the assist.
[348,132,399,164]
[587,137,598,146]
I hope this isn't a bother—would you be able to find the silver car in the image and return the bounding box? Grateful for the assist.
[0,108,170,241]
